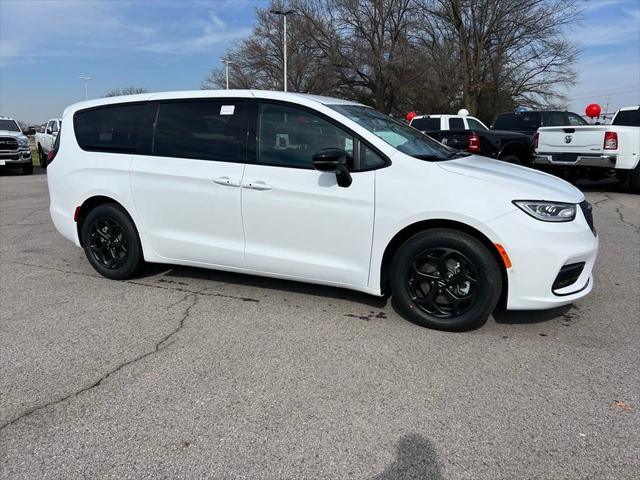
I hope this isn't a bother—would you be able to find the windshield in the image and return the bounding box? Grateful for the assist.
[330,105,462,161]
[0,119,20,132]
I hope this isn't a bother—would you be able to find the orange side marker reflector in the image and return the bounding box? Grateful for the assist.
[494,243,512,269]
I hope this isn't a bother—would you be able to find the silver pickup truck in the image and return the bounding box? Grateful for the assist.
[0,116,33,175]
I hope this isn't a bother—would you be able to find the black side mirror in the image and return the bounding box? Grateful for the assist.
[46,128,52,134]
[312,148,352,187]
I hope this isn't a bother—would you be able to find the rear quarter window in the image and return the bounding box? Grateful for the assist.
[74,103,155,154]
[612,109,640,127]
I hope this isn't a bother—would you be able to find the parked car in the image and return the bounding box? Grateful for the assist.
[35,118,61,168]
[410,113,533,165]
[0,115,33,175]
[47,90,598,331]
[534,106,640,192]
[492,110,588,137]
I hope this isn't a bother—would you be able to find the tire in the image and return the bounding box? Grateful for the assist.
[38,145,47,169]
[500,154,523,165]
[80,204,144,280]
[627,166,640,194]
[390,228,502,331]
[22,164,33,175]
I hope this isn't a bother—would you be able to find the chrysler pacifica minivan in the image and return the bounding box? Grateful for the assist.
[47,90,598,331]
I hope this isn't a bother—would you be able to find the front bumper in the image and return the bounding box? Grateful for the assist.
[0,148,32,167]
[485,206,598,310]
[534,153,615,168]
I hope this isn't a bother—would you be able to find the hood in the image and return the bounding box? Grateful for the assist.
[437,155,583,203]
[0,130,25,138]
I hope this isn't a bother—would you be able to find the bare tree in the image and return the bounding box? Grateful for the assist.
[104,87,149,97]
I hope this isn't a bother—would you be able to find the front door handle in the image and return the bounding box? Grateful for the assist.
[212,176,240,187]
[245,181,273,191]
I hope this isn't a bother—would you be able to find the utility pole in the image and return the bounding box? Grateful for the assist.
[270,9,296,92]
[220,59,234,90]
[79,76,93,100]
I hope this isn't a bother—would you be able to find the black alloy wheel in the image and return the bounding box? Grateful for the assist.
[390,228,502,331]
[81,204,143,280]
[407,248,479,318]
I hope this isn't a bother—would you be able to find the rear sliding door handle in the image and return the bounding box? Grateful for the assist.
[244,181,273,191]
[212,176,240,187]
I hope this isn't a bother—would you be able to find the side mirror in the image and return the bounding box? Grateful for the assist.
[46,128,52,134]
[312,148,352,187]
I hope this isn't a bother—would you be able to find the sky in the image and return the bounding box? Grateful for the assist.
[0,0,638,124]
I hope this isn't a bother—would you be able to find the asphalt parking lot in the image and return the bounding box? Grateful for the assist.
[1,169,638,479]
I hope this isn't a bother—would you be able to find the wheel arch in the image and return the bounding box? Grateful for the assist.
[379,219,509,307]
[76,195,137,247]
[498,140,531,164]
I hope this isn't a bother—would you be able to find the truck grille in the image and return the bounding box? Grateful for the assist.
[580,200,596,236]
[0,137,19,150]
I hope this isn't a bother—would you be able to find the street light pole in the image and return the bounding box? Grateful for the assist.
[79,76,93,100]
[270,9,296,92]
[220,59,234,90]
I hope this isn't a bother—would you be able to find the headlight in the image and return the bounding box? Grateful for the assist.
[18,137,29,147]
[513,200,576,222]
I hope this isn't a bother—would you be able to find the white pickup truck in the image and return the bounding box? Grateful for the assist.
[534,106,640,192]
[35,118,61,168]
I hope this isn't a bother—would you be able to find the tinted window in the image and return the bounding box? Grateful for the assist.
[74,103,154,154]
[449,118,465,130]
[360,144,386,169]
[410,117,440,131]
[258,103,354,169]
[612,109,640,127]
[493,112,541,131]
[467,118,487,131]
[545,112,568,126]
[154,101,247,162]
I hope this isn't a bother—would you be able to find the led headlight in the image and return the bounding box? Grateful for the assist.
[17,137,29,147]
[513,200,576,222]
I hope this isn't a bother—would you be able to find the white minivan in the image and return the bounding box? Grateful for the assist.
[47,90,598,331]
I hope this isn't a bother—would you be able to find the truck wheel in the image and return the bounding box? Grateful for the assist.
[38,145,47,169]
[628,166,640,194]
[500,154,523,165]
[390,228,502,331]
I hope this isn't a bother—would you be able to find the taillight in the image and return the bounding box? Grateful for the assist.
[604,131,618,150]
[534,131,539,149]
[47,149,57,162]
[468,132,481,153]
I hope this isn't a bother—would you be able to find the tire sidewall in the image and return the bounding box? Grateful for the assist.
[81,204,143,280]
[391,229,502,331]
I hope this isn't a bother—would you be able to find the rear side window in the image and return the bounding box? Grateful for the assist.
[612,109,640,127]
[154,100,247,162]
[448,118,465,130]
[74,103,155,154]
[410,117,440,131]
[493,112,541,131]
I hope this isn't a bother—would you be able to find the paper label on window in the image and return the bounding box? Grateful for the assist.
[220,105,235,115]
[344,138,353,153]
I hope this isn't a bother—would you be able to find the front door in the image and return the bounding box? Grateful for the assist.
[131,99,248,268]
[241,101,376,287]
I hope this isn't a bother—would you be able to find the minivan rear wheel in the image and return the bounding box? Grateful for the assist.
[390,228,502,331]
[81,204,143,280]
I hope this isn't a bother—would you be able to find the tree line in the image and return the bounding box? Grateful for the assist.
[203,0,580,124]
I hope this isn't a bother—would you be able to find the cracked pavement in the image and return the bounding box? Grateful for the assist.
[1,171,638,479]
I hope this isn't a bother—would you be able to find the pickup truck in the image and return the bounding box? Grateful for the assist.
[492,110,588,137]
[534,105,640,192]
[35,118,61,168]
[410,113,533,165]
[0,115,33,175]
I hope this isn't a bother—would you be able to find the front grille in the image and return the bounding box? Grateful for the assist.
[580,200,596,236]
[553,262,585,292]
[551,153,578,163]
[0,137,19,150]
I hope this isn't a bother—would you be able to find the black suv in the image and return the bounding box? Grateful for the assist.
[492,111,588,137]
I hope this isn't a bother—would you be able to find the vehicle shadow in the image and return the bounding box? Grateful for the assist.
[574,178,627,193]
[373,433,444,480]
[0,166,46,176]
[493,304,573,325]
[141,263,389,308]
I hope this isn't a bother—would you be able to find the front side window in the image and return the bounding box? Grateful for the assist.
[567,113,588,126]
[258,103,354,169]
[154,100,247,162]
[74,103,155,154]
[467,118,488,131]
[51,121,59,133]
[330,104,458,161]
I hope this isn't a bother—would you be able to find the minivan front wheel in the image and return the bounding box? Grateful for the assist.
[81,204,143,280]
[390,229,502,331]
